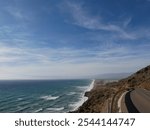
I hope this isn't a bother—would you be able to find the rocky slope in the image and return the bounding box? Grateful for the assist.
[74,65,150,113]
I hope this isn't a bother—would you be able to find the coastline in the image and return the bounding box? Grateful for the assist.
[71,65,150,113]
[72,79,118,113]
[70,79,95,112]
[83,79,95,103]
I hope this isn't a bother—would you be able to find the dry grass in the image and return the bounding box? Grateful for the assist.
[72,65,150,113]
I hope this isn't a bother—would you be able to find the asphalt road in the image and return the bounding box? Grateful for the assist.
[120,88,150,113]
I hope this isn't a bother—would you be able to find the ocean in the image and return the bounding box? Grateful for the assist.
[0,79,94,113]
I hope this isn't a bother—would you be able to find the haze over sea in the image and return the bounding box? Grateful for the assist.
[0,79,93,113]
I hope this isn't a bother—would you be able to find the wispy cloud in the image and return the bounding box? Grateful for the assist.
[0,40,150,79]
[65,1,120,31]
[0,43,140,65]
[3,5,32,21]
[63,1,148,40]
[123,17,132,28]
[0,0,149,79]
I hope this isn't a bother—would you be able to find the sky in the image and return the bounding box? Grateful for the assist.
[0,0,150,79]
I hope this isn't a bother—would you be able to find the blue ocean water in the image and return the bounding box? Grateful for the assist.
[0,79,93,113]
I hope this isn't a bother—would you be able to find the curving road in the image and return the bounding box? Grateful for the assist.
[120,88,150,113]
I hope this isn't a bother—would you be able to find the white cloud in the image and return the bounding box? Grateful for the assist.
[63,1,146,40]
[0,43,142,65]
[65,1,119,31]
[123,17,132,28]
[0,1,149,79]
[0,42,150,79]
[0,56,149,79]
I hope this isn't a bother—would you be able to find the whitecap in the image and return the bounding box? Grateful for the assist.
[46,107,64,111]
[77,86,88,91]
[69,96,88,109]
[67,92,76,96]
[40,95,59,101]
[17,98,23,101]
[86,79,95,92]
[34,108,43,113]
[70,80,95,111]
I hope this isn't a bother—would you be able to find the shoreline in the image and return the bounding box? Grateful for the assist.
[83,79,95,102]
[71,79,118,113]
[71,79,95,112]
[71,65,150,113]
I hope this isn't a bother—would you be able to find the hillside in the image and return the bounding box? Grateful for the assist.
[74,65,150,113]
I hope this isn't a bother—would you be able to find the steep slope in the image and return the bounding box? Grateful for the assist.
[74,65,150,112]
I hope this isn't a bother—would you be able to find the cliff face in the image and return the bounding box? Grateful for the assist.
[74,65,150,113]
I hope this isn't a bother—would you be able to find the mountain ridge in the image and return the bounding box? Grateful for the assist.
[74,65,150,112]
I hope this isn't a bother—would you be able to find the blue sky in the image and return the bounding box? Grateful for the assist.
[0,0,150,79]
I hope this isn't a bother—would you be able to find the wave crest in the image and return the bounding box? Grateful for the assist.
[46,107,64,111]
[40,95,59,101]
[67,92,76,96]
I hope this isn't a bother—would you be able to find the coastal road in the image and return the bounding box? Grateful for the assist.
[119,88,150,113]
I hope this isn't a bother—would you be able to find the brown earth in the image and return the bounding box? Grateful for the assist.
[73,65,150,113]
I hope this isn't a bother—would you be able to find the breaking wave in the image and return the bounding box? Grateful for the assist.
[40,95,59,101]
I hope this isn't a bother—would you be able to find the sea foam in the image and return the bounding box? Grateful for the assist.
[70,79,95,111]
[67,92,76,96]
[40,95,59,101]
[46,107,64,111]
